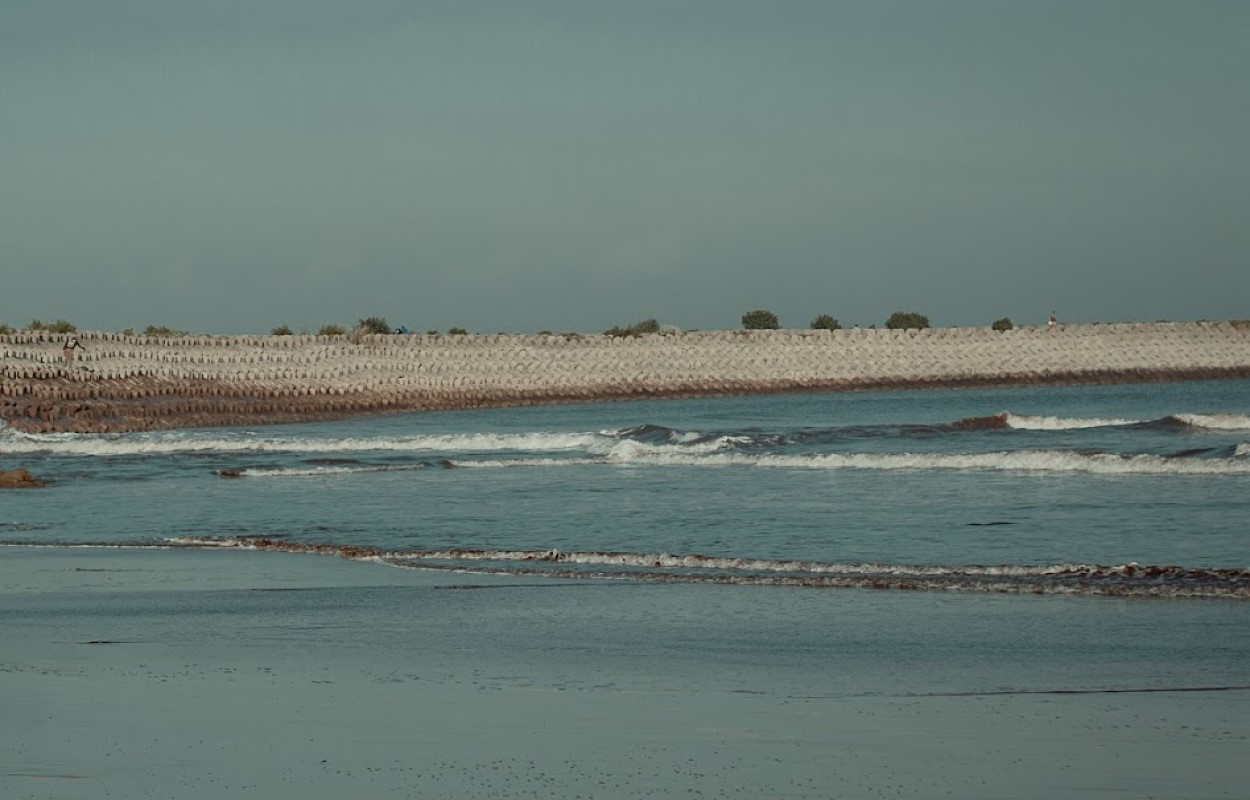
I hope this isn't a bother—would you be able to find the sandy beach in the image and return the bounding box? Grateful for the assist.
[4,322,1250,433]
[3,546,1248,800]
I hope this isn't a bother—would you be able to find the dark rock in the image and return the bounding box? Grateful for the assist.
[0,469,46,488]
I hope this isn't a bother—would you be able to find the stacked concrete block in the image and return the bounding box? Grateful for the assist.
[2,323,1249,432]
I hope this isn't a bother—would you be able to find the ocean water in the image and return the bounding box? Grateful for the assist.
[3,379,1249,598]
[4,379,1250,799]
[2,380,1250,600]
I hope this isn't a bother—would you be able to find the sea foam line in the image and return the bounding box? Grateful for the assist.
[601,444,1250,475]
[0,430,604,456]
[1001,413,1137,430]
[1172,413,1250,431]
[162,537,1250,599]
[957,411,1250,432]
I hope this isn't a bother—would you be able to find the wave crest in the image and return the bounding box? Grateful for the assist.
[0,429,603,456]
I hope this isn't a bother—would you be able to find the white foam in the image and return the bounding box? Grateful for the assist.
[443,457,602,469]
[0,430,603,456]
[1174,413,1250,431]
[595,437,740,459]
[228,464,426,478]
[1003,413,1137,430]
[157,540,1250,598]
[604,446,1250,475]
[1235,442,1250,458]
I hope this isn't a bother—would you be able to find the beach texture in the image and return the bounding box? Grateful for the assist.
[4,321,1250,432]
[4,547,1247,800]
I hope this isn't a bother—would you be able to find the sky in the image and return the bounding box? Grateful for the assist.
[2,0,1247,334]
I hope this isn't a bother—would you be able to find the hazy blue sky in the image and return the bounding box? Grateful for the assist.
[3,0,1246,334]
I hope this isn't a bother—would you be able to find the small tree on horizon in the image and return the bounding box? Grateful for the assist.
[885,311,930,330]
[605,318,661,337]
[271,325,294,336]
[741,309,780,330]
[810,314,841,330]
[356,317,391,335]
[991,317,1014,332]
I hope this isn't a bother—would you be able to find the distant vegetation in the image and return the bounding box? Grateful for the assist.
[741,309,780,330]
[29,318,77,333]
[885,311,930,330]
[605,318,661,337]
[6,312,1241,341]
[356,317,391,335]
[143,325,189,337]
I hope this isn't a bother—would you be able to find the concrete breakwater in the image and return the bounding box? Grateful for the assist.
[2,322,1249,433]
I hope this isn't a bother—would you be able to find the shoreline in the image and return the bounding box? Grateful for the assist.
[4,546,1248,799]
[4,321,1250,433]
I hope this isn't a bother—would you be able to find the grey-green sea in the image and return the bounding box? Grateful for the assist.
[3,380,1250,798]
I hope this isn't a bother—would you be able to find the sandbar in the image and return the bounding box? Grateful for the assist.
[3,322,1250,432]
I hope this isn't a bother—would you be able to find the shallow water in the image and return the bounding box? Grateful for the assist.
[3,380,1249,597]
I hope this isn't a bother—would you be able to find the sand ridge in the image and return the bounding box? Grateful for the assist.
[3,322,1249,432]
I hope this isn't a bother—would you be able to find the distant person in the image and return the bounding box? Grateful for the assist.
[63,335,84,366]
[1048,310,1057,331]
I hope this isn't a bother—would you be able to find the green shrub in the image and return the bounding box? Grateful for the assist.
[741,309,780,330]
[991,317,1013,332]
[810,314,841,330]
[885,311,929,330]
[28,318,76,332]
[0,323,12,335]
[318,324,346,336]
[271,325,294,336]
[356,316,391,335]
[448,327,468,335]
[143,325,189,337]
[605,318,662,337]
[122,327,135,336]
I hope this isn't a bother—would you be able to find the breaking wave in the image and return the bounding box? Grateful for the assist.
[600,444,1250,475]
[164,537,1250,599]
[212,446,1250,477]
[5,409,1247,460]
[1001,413,1137,430]
[951,411,1250,432]
[1170,413,1250,431]
[0,429,604,456]
[218,464,430,478]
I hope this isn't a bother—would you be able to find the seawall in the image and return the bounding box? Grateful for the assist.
[3,322,1249,433]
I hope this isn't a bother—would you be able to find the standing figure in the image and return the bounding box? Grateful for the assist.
[1048,310,1057,331]
[63,335,84,366]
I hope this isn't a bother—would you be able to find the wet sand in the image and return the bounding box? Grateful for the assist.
[2,547,1247,799]
[4,322,1250,433]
